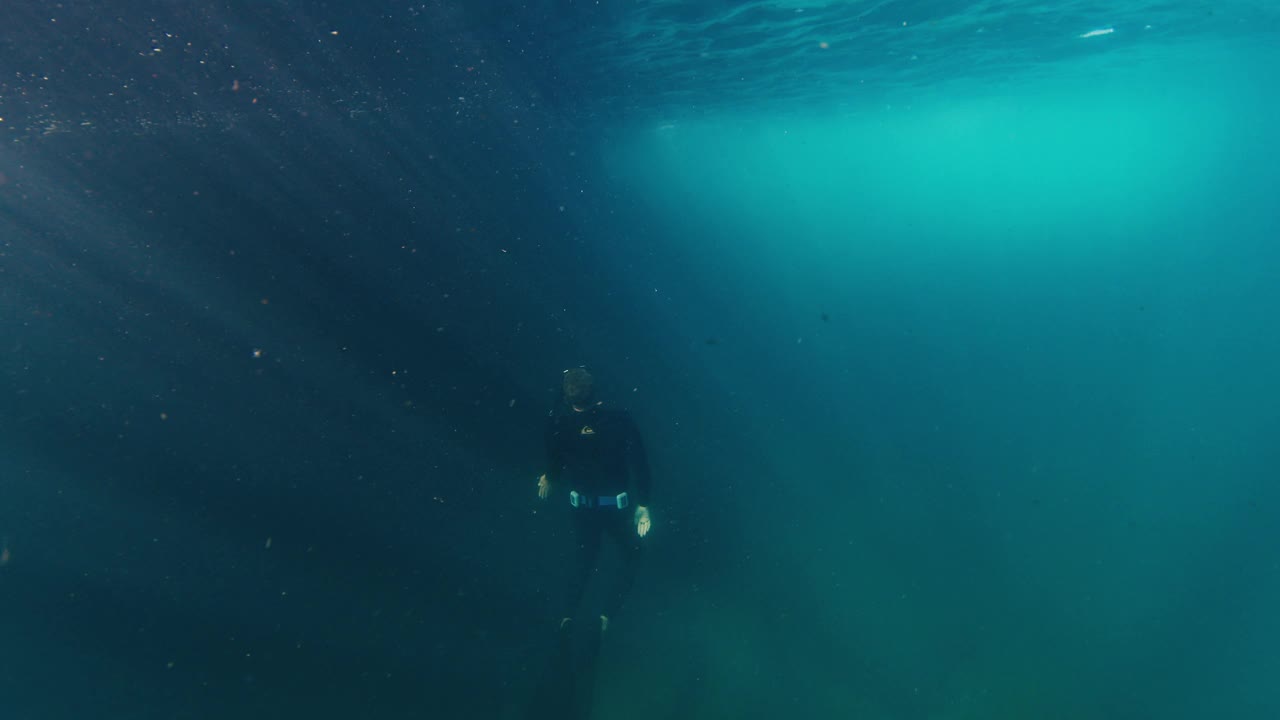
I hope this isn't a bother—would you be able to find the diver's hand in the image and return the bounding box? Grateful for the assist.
[635,506,651,537]
[537,474,550,500]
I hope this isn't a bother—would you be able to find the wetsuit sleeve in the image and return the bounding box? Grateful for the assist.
[544,414,564,484]
[624,414,652,506]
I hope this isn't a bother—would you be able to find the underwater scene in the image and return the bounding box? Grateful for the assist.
[1,1,1278,718]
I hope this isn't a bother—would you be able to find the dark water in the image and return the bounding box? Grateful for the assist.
[2,1,1278,718]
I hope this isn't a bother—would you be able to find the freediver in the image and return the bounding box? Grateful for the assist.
[529,367,653,718]
[538,366,653,634]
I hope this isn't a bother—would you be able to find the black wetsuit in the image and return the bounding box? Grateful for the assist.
[545,402,651,620]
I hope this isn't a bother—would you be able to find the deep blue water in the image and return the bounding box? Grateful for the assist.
[2,1,1279,718]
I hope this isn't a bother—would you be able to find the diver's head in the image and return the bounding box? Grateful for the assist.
[562,367,596,410]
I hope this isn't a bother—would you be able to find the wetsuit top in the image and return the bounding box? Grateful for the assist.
[544,402,652,507]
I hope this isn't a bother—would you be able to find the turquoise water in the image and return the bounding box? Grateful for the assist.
[577,4,1280,718]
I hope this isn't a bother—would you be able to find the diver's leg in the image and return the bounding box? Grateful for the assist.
[562,512,603,626]
[536,613,577,719]
[565,514,638,716]
[530,585,579,718]
[601,511,643,626]
[575,615,603,717]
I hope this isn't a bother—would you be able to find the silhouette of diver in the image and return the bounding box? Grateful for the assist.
[528,367,653,719]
